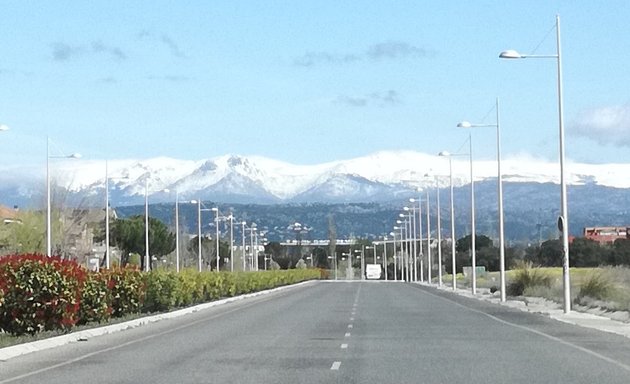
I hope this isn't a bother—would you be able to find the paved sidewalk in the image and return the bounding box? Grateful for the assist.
[431,283,630,339]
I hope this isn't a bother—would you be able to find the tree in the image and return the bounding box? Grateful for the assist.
[312,247,329,268]
[570,238,606,267]
[525,239,562,266]
[612,239,630,266]
[455,234,493,253]
[111,215,175,270]
[267,241,296,269]
[0,211,45,255]
[186,235,214,269]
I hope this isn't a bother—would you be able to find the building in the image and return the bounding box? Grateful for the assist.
[583,226,630,244]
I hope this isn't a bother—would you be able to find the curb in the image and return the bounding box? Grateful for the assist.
[0,280,316,362]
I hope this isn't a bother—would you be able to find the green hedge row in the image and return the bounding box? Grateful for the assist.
[0,254,321,336]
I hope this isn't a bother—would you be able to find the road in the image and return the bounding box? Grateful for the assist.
[2,281,630,383]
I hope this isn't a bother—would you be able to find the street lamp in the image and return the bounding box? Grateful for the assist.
[190,199,213,271]
[424,188,432,285]
[144,179,150,272]
[396,219,408,281]
[439,151,458,290]
[379,238,389,280]
[228,213,234,272]
[104,161,129,269]
[241,221,247,271]
[458,98,505,301]
[431,175,444,287]
[212,207,220,271]
[444,132,477,295]
[410,196,426,282]
[174,191,180,272]
[500,15,569,313]
[0,124,9,131]
[46,137,81,257]
[404,202,421,282]
[390,231,398,281]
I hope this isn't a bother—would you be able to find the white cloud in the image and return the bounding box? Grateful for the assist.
[572,104,630,146]
[294,41,431,67]
[334,90,401,107]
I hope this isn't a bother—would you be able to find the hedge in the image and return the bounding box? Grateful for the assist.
[0,254,320,336]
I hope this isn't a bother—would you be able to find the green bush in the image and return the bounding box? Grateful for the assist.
[0,254,86,335]
[103,267,145,317]
[77,272,112,325]
[507,262,553,297]
[0,253,320,336]
[143,270,179,312]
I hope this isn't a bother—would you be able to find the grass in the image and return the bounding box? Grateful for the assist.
[470,266,630,313]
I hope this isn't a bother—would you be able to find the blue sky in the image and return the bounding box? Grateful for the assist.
[1,1,630,167]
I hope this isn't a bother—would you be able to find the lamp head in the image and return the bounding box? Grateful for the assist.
[457,121,472,128]
[499,50,523,59]
[438,151,450,157]
[0,124,9,131]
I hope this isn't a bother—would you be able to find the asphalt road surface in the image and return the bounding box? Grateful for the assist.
[2,281,630,384]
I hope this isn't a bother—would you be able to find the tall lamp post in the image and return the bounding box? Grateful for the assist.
[212,207,220,271]
[381,237,388,280]
[458,97,505,301]
[105,160,111,269]
[105,163,130,269]
[500,15,569,313]
[404,203,419,282]
[228,213,234,272]
[425,189,432,284]
[175,191,180,272]
[434,175,444,287]
[409,198,424,282]
[144,179,150,272]
[390,231,397,281]
[241,221,247,271]
[442,134,477,295]
[190,199,213,271]
[47,137,80,257]
[439,151,457,290]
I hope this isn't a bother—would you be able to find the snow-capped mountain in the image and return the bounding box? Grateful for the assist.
[1,150,629,208]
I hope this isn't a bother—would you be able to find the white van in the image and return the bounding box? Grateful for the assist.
[365,264,382,280]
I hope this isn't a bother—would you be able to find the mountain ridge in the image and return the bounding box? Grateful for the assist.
[1,150,630,208]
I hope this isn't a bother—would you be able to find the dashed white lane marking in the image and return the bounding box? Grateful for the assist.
[350,317,354,321]
[341,343,348,349]
[331,361,341,370]
[345,332,351,337]
[347,324,353,329]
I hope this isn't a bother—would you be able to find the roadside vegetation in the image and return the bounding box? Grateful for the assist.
[0,253,321,347]
[469,265,630,315]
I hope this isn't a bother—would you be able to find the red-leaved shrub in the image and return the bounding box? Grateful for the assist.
[0,254,86,335]
[101,267,145,317]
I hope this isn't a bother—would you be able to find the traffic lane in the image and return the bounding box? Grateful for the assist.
[339,283,630,384]
[0,281,358,384]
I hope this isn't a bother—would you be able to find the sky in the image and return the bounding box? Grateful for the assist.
[1,1,630,168]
